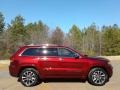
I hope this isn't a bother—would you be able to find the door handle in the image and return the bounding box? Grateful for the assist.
[40,57,48,60]
[33,57,40,60]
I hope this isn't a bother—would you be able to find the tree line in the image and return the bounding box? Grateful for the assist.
[0,12,120,59]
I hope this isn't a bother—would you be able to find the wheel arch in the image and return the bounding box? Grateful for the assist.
[18,66,39,77]
[88,66,109,77]
[87,66,109,80]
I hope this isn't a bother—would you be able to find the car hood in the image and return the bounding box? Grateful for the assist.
[85,56,110,62]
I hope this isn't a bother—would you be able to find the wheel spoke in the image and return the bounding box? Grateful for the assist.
[21,70,36,86]
[92,69,106,85]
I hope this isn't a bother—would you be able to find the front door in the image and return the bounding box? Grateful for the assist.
[58,48,84,78]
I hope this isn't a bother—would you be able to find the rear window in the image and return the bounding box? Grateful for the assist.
[22,48,58,56]
[22,48,40,56]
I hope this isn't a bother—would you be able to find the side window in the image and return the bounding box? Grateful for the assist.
[22,48,58,56]
[41,48,58,56]
[58,48,76,57]
[22,48,41,56]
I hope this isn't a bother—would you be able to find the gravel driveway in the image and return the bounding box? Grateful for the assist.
[0,58,120,90]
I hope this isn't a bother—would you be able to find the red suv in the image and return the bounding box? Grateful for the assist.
[9,44,113,87]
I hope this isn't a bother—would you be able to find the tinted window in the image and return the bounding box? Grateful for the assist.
[40,48,58,56]
[22,48,41,56]
[22,48,58,56]
[58,48,76,57]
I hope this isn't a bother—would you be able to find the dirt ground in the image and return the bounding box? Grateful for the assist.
[0,57,120,90]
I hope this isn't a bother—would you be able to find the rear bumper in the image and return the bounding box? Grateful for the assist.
[9,62,19,77]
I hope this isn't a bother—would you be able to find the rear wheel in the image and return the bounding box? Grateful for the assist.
[88,67,108,86]
[19,68,39,87]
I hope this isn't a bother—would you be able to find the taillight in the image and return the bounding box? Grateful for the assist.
[10,56,14,60]
[10,59,19,65]
[10,55,17,63]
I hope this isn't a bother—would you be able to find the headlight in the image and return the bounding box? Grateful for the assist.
[107,61,111,65]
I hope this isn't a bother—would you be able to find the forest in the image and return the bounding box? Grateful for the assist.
[0,12,120,59]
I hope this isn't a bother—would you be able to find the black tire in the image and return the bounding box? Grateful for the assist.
[19,68,39,87]
[88,67,108,86]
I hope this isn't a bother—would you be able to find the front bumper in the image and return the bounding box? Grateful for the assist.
[107,64,113,78]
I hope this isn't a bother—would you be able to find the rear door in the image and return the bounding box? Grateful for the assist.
[38,47,63,77]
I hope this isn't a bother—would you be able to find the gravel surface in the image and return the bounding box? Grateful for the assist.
[0,58,120,90]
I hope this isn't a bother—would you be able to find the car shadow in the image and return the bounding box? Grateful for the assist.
[43,78,86,83]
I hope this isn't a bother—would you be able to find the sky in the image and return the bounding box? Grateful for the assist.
[0,0,120,33]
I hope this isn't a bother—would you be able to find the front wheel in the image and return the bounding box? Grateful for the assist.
[88,67,108,86]
[19,68,39,87]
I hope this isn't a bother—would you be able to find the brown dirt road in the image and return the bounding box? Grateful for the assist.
[0,57,120,90]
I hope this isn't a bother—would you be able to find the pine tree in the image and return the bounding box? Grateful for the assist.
[102,24,120,55]
[25,21,49,44]
[68,25,82,51]
[0,12,4,34]
[82,23,99,55]
[8,15,29,53]
[50,27,64,45]
[0,12,5,59]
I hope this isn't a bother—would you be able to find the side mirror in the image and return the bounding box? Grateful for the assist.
[74,53,80,59]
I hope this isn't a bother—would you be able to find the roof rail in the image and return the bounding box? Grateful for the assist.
[27,43,58,46]
[27,43,34,46]
[41,44,57,46]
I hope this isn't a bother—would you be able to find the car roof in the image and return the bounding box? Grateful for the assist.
[22,44,67,48]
